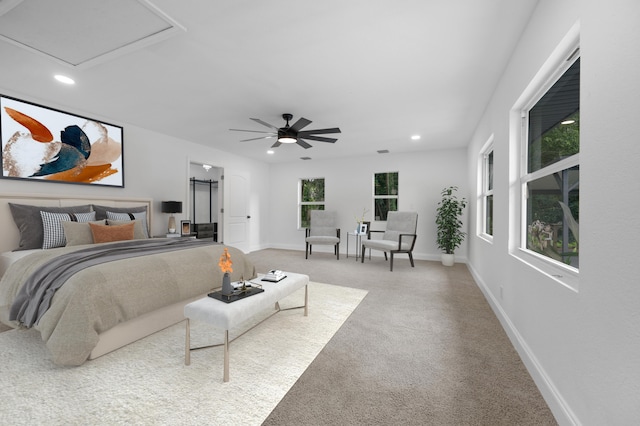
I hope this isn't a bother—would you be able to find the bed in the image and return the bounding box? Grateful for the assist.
[0,193,256,366]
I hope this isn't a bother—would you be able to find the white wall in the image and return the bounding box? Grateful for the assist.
[266,149,469,260]
[466,0,640,424]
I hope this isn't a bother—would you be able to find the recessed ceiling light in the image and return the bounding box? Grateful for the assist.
[54,74,75,85]
[267,150,274,155]
[411,135,421,140]
[561,120,575,125]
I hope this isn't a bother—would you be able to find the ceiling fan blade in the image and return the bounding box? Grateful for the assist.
[300,135,338,143]
[240,135,276,142]
[271,141,282,148]
[230,128,275,134]
[296,139,313,149]
[298,127,341,136]
[250,118,280,131]
[289,117,312,132]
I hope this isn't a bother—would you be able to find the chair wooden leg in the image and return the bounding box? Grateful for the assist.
[390,253,394,271]
[409,252,415,267]
[336,243,340,260]
[361,245,365,263]
[305,242,309,259]
[383,252,388,261]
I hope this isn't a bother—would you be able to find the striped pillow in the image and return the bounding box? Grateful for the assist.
[40,211,96,249]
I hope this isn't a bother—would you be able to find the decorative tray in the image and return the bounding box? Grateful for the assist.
[208,283,264,303]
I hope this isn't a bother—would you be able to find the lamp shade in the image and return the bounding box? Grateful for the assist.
[161,201,182,214]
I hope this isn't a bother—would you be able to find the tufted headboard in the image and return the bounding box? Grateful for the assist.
[0,192,153,254]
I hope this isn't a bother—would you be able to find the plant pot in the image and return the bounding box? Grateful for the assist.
[441,253,455,266]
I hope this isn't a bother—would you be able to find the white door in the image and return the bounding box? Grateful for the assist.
[223,171,250,252]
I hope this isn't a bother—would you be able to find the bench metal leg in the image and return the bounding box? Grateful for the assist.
[185,319,190,366]
[185,282,310,382]
[223,330,229,382]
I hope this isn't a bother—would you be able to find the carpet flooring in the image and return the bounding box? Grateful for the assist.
[0,281,367,425]
[1,247,558,425]
[248,249,558,426]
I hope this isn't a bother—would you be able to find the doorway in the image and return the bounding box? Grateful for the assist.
[189,162,222,242]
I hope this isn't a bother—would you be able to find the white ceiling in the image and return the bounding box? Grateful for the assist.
[0,0,539,163]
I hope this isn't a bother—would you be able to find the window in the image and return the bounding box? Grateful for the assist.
[522,56,579,270]
[480,143,494,237]
[299,178,325,228]
[373,172,398,221]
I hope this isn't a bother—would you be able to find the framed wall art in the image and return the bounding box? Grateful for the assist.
[359,223,368,235]
[181,220,192,236]
[1,94,124,187]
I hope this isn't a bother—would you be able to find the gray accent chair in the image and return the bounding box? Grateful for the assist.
[361,211,417,271]
[305,210,341,260]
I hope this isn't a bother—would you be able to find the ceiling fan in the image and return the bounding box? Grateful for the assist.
[230,113,341,149]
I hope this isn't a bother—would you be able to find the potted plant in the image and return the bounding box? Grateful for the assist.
[435,186,468,266]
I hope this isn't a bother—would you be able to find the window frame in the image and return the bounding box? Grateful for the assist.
[509,29,580,291]
[298,177,325,229]
[372,171,399,222]
[478,136,494,241]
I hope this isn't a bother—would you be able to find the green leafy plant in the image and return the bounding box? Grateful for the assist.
[435,186,468,254]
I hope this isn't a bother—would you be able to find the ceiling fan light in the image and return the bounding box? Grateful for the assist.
[278,136,297,143]
[277,129,297,143]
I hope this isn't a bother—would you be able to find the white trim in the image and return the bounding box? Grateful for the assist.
[478,135,495,239]
[509,21,581,287]
[466,262,580,426]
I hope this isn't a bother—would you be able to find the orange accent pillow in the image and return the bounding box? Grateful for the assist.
[89,222,135,243]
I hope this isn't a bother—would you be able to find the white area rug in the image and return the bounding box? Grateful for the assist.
[0,282,367,425]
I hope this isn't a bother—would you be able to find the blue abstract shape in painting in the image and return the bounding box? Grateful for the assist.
[60,125,91,160]
[30,144,86,177]
[30,125,92,177]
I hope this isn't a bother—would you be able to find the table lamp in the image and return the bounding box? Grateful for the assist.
[161,201,182,233]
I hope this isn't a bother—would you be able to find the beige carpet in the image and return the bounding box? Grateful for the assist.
[249,249,558,425]
[0,282,367,425]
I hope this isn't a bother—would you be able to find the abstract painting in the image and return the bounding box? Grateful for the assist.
[1,95,124,187]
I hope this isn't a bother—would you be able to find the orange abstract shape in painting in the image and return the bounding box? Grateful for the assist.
[43,163,117,183]
[218,247,233,273]
[4,107,54,142]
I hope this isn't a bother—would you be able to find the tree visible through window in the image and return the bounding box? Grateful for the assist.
[524,57,579,269]
[374,172,398,221]
[300,178,325,228]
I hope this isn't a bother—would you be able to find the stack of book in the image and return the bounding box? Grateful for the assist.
[262,269,287,282]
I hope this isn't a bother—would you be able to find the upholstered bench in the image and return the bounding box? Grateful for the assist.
[183,272,309,382]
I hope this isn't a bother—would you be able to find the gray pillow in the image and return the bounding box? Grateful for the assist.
[106,211,149,238]
[106,219,148,240]
[8,203,92,251]
[62,220,106,246]
[92,204,147,221]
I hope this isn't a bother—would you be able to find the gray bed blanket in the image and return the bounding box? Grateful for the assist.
[10,238,217,327]
[0,241,255,365]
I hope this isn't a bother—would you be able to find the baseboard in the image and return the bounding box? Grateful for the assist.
[465,262,579,426]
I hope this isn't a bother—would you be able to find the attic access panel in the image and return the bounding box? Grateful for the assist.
[0,0,185,68]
